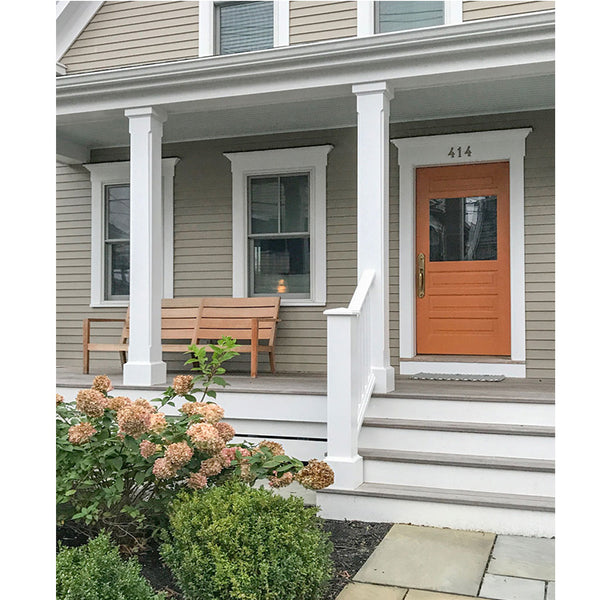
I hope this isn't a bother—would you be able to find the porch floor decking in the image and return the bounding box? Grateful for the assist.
[56,367,554,402]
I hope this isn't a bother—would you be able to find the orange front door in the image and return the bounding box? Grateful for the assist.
[416,162,511,356]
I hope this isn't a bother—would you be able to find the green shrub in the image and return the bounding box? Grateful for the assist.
[56,532,165,600]
[161,479,333,600]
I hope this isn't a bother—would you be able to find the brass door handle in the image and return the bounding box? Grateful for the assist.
[417,253,425,298]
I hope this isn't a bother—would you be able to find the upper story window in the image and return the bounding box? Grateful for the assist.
[376,1,445,33]
[216,1,274,55]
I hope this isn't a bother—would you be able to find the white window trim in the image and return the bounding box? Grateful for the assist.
[199,0,289,57]
[224,145,332,306]
[391,128,531,378]
[358,0,462,37]
[84,158,179,308]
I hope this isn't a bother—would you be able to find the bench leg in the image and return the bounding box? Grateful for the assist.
[83,320,90,374]
[250,319,259,378]
[269,351,276,374]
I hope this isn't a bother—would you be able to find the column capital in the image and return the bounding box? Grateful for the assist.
[352,81,394,100]
[124,106,168,123]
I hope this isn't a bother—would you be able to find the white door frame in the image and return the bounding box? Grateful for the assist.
[391,128,532,378]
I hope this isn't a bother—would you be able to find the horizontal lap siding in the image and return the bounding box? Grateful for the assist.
[60,1,199,74]
[463,1,555,21]
[289,1,357,44]
[390,110,555,379]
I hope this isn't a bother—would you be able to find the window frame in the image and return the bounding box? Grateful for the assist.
[224,145,333,306]
[84,159,179,308]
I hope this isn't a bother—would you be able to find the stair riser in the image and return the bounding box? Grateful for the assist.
[359,427,554,459]
[315,492,555,537]
[363,459,555,496]
[366,397,554,426]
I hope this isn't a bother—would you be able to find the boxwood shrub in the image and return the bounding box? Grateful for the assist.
[56,532,164,600]
[160,479,333,600]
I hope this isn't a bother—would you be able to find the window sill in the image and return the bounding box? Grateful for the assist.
[90,301,129,309]
[279,300,327,308]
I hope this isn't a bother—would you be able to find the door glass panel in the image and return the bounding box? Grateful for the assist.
[429,196,497,261]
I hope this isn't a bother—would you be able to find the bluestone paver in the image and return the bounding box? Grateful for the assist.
[545,582,555,600]
[479,573,545,600]
[404,590,480,599]
[487,536,555,581]
[353,523,495,596]
[336,582,408,600]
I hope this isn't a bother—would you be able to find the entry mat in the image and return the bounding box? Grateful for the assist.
[409,373,505,382]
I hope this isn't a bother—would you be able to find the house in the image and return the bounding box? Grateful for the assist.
[56,1,555,537]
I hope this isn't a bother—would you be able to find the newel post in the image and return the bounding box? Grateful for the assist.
[324,308,364,489]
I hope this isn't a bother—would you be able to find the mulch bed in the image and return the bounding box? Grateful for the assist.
[57,519,392,599]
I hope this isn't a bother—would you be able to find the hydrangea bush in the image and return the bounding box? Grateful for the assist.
[56,337,334,546]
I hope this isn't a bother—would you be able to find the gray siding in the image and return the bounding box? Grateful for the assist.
[57,111,554,379]
[60,1,199,74]
[463,1,555,21]
[289,1,357,44]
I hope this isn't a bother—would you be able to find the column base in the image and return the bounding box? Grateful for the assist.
[325,455,364,490]
[373,365,395,393]
[123,361,167,387]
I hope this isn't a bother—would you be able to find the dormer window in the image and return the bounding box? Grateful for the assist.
[216,1,274,55]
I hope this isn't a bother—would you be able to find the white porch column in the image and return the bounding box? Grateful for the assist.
[123,107,167,386]
[353,81,395,393]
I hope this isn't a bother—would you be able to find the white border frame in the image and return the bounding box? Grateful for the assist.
[84,158,179,307]
[391,128,531,378]
[224,145,333,306]
[199,0,289,57]
[358,0,462,37]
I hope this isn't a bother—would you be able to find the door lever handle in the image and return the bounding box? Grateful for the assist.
[417,253,425,298]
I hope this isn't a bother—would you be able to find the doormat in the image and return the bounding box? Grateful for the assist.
[409,373,505,382]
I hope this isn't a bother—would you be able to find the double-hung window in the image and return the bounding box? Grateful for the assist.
[225,146,332,306]
[376,1,445,33]
[215,1,274,55]
[103,184,130,300]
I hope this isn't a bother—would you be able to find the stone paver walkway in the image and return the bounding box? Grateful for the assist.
[336,524,555,600]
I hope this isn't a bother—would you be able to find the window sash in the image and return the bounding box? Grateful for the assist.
[375,1,445,34]
[215,1,274,55]
[103,184,130,301]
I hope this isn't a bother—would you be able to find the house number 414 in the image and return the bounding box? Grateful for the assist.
[448,145,472,158]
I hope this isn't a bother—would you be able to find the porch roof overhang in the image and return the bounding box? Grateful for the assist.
[56,10,554,158]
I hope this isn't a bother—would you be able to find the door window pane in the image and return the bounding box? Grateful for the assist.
[377,1,445,33]
[252,238,310,296]
[218,1,273,55]
[429,196,498,261]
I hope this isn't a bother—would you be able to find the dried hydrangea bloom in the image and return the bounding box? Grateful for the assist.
[215,422,236,442]
[149,412,167,433]
[180,402,224,424]
[239,458,253,483]
[76,389,108,418]
[180,402,202,416]
[258,440,285,456]
[133,398,156,413]
[107,396,131,412]
[91,375,113,393]
[294,459,335,490]
[152,457,177,480]
[172,375,194,396]
[140,440,158,459]
[186,422,225,455]
[199,456,223,477]
[218,446,251,468]
[269,471,294,488]
[68,422,97,445]
[56,393,64,406]
[187,472,208,490]
[164,442,193,468]
[116,404,153,438]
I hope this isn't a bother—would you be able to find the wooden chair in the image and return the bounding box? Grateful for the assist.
[82,297,204,374]
[194,297,281,378]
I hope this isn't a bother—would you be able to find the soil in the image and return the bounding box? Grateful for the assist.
[57,519,392,599]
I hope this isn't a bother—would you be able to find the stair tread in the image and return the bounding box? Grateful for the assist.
[362,417,555,436]
[359,448,555,471]
[373,392,554,404]
[319,482,555,511]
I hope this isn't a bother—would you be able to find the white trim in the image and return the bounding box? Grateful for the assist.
[359,0,463,37]
[391,128,531,378]
[83,158,179,307]
[199,0,289,57]
[56,1,103,62]
[224,145,333,306]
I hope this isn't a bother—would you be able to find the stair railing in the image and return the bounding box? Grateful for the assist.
[323,269,376,489]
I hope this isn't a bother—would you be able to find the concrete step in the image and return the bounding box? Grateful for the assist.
[316,483,555,536]
[359,418,555,458]
[360,449,555,496]
[366,395,554,426]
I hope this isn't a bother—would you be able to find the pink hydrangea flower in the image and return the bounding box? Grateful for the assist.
[186,422,225,455]
[91,375,113,393]
[140,440,158,459]
[164,442,193,468]
[215,422,236,442]
[187,472,208,490]
[76,389,108,418]
[172,375,194,396]
[152,457,177,480]
[117,404,153,439]
[68,422,97,445]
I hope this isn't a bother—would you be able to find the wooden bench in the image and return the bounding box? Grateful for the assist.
[195,297,281,378]
[82,297,203,374]
[82,297,281,378]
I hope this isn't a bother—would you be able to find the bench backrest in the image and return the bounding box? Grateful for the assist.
[196,297,281,345]
[122,298,204,345]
